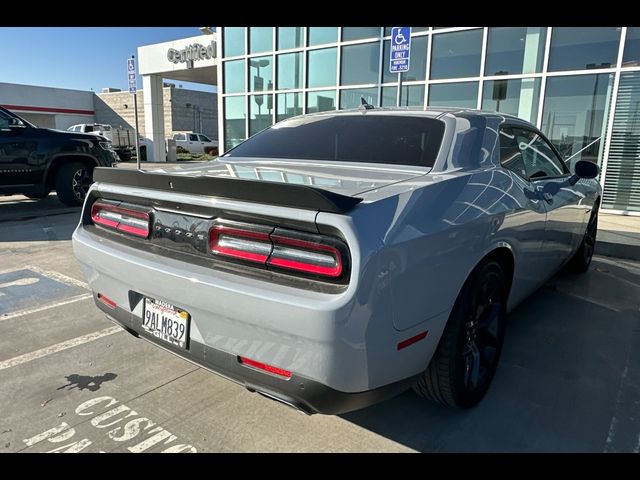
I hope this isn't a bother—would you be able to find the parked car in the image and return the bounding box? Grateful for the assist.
[68,123,136,162]
[0,106,117,206]
[172,132,218,155]
[73,107,601,414]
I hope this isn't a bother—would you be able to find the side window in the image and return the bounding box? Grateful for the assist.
[198,135,211,142]
[513,128,567,179]
[189,134,198,141]
[85,125,93,132]
[0,111,12,130]
[499,127,527,179]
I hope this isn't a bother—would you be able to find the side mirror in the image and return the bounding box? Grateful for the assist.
[574,160,599,179]
[8,117,27,129]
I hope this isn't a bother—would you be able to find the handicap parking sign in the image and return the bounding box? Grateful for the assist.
[390,27,412,73]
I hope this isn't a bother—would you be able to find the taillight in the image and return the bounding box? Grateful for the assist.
[208,222,348,281]
[91,201,150,238]
[268,235,342,278]
[97,293,117,309]
[209,224,272,264]
[239,356,292,379]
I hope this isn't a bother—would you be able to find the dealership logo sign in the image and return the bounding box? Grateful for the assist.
[167,41,216,69]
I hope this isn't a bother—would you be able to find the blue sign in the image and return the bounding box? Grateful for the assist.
[389,27,411,73]
[127,58,137,93]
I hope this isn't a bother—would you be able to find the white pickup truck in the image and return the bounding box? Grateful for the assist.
[172,132,218,155]
[68,124,135,161]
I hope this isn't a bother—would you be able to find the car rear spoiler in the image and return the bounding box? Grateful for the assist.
[93,167,363,214]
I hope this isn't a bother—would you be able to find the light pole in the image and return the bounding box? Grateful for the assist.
[250,59,269,127]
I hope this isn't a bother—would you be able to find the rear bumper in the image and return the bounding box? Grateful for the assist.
[73,221,441,407]
[96,296,414,415]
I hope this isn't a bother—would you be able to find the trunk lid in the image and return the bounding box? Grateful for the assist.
[152,157,429,198]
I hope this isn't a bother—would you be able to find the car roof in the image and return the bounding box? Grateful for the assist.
[289,106,537,131]
[300,106,529,123]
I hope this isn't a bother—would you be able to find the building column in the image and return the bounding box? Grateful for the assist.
[142,74,165,162]
[518,27,543,123]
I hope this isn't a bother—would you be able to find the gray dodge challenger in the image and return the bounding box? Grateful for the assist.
[72,107,601,414]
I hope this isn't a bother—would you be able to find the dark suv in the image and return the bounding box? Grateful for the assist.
[0,106,117,206]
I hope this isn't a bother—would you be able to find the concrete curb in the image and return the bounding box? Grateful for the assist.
[595,240,640,261]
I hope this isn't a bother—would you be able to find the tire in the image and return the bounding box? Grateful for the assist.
[55,162,93,207]
[567,202,599,273]
[413,259,508,408]
[117,150,131,162]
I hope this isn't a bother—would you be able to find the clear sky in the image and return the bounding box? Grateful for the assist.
[0,27,216,93]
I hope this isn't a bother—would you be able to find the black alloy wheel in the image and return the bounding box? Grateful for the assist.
[458,266,505,396]
[568,202,599,273]
[55,161,93,207]
[414,259,508,408]
[71,167,92,202]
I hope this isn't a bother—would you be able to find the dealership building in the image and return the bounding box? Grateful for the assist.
[2,27,640,215]
[212,26,640,216]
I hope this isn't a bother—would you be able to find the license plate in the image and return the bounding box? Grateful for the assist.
[142,298,190,349]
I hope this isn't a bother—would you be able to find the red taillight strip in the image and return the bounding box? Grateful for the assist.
[268,255,342,277]
[97,293,117,309]
[116,223,149,237]
[397,331,428,350]
[268,235,343,278]
[238,356,292,379]
[208,223,347,280]
[91,202,150,238]
[209,225,272,263]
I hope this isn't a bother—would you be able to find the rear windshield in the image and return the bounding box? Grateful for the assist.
[225,115,445,168]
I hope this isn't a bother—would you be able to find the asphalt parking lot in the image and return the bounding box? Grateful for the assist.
[1,193,640,453]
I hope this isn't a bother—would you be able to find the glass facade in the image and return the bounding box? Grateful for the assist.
[248,56,273,93]
[307,48,337,88]
[342,27,380,41]
[223,96,246,151]
[430,29,483,79]
[308,27,338,46]
[340,87,378,109]
[249,27,273,54]
[278,27,303,50]
[541,74,614,171]
[276,92,303,121]
[429,82,478,108]
[548,27,620,71]
[482,78,541,123]
[277,52,303,90]
[341,43,379,85]
[223,27,245,57]
[381,85,425,107]
[485,27,546,75]
[307,90,336,113]
[219,27,640,213]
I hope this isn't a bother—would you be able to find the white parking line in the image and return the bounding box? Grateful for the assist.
[0,293,94,322]
[25,266,89,289]
[0,265,89,289]
[0,326,122,372]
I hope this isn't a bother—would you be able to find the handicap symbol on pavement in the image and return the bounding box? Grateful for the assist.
[0,269,87,316]
[0,277,40,296]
